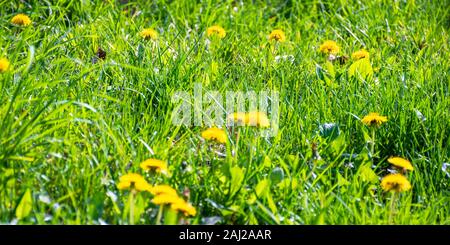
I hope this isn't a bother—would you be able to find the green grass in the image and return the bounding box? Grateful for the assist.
[0,0,449,224]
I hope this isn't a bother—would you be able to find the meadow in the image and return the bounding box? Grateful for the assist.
[0,0,449,225]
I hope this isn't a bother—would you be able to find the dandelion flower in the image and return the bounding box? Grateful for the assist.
[140,158,168,174]
[352,49,370,60]
[207,25,226,39]
[269,29,286,42]
[11,14,32,26]
[117,173,151,192]
[388,157,414,171]
[140,28,158,40]
[151,193,184,205]
[247,111,270,127]
[201,127,227,144]
[228,111,271,128]
[171,201,197,216]
[361,112,388,127]
[148,185,178,196]
[228,112,247,125]
[319,40,340,54]
[381,174,411,192]
[0,58,10,73]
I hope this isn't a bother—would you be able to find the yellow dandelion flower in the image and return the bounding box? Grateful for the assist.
[319,40,340,54]
[207,25,226,39]
[151,193,184,205]
[171,201,197,216]
[247,111,270,127]
[228,112,247,125]
[388,157,414,171]
[140,28,158,40]
[117,173,151,192]
[0,58,10,73]
[381,174,411,192]
[148,185,178,196]
[361,112,388,127]
[140,158,168,174]
[268,29,286,42]
[11,14,32,26]
[201,127,227,144]
[228,111,270,128]
[352,49,370,60]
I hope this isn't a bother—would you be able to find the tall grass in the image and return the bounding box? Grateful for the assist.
[0,0,448,224]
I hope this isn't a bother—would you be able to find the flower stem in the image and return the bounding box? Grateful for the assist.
[371,127,376,158]
[156,205,164,225]
[129,190,136,225]
[388,192,397,224]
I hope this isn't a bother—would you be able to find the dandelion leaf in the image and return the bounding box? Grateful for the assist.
[246,193,257,205]
[16,189,32,220]
[330,134,346,155]
[266,193,278,214]
[358,163,378,183]
[324,61,335,78]
[337,172,350,186]
[230,166,244,196]
[348,58,373,79]
[316,63,335,86]
[263,155,272,168]
[255,178,270,197]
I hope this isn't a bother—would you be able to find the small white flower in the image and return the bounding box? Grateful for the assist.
[328,54,336,61]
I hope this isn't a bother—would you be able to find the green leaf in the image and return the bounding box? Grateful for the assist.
[164,208,179,225]
[230,166,244,196]
[133,194,146,223]
[330,134,346,155]
[246,193,257,205]
[315,211,326,225]
[324,61,335,78]
[348,58,373,78]
[220,161,232,178]
[362,128,372,143]
[255,200,279,224]
[287,154,300,171]
[315,64,325,81]
[16,189,33,220]
[357,147,371,162]
[202,73,211,86]
[137,43,145,61]
[263,156,272,168]
[211,61,219,76]
[291,178,298,189]
[255,178,270,197]
[358,163,379,183]
[337,172,350,186]
[266,193,278,214]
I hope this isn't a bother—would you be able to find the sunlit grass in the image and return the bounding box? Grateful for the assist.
[0,0,448,224]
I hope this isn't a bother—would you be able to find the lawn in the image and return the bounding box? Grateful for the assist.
[0,0,449,225]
